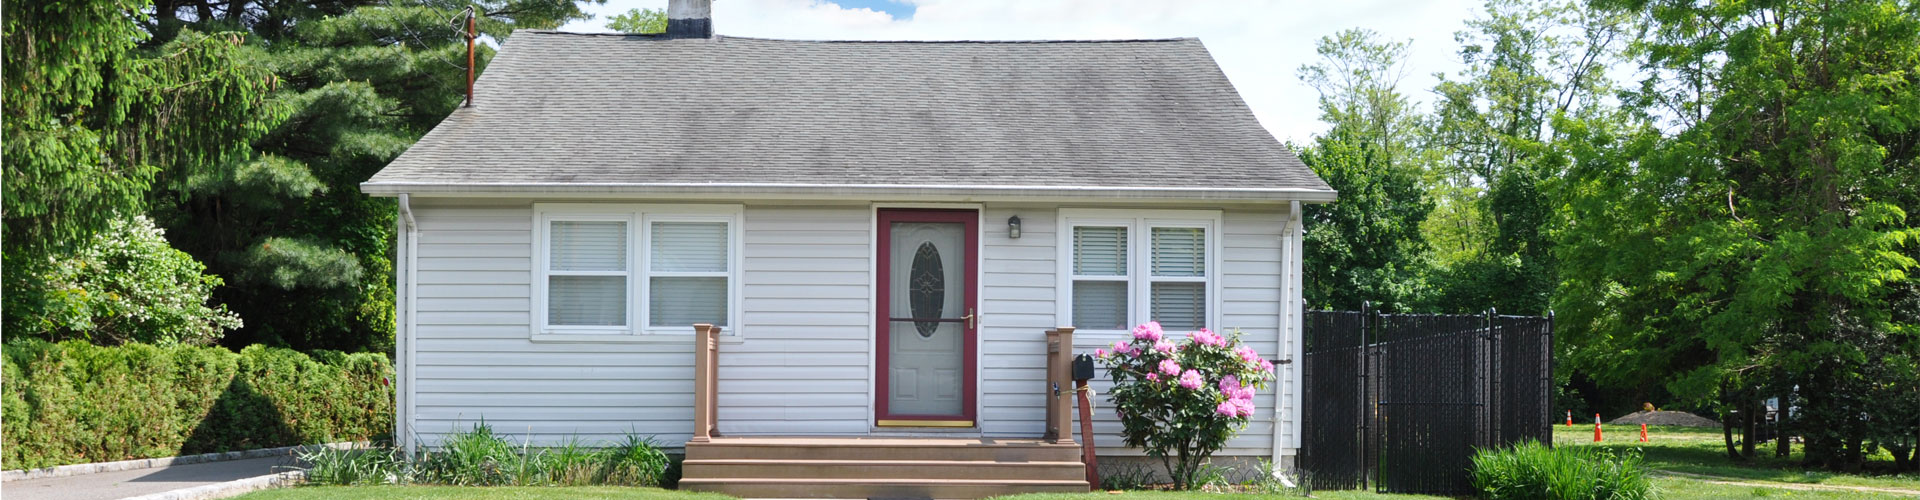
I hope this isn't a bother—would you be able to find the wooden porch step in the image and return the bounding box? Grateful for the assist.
[685,437,1082,462]
[676,478,1091,499]
[681,458,1087,481]
[679,437,1091,498]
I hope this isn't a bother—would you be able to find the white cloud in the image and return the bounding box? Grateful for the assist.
[558,0,1483,143]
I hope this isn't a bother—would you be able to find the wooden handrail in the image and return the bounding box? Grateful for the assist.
[692,323,721,442]
[1043,327,1076,444]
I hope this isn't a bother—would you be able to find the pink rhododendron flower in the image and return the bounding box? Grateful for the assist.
[1216,401,1239,417]
[1232,398,1256,417]
[1094,348,1107,357]
[1158,359,1182,376]
[1179,369,1203,389]
[1132,321,1164,341]
[1232,386,1256,400]
[1235,346,1261,364]
[1112,341,1132,355]
[1258,358,1275,373]
[1146,373,1160,383]
[1189,328,1225,347]
[1219,375,1240,392]
[1154,340,1176,353]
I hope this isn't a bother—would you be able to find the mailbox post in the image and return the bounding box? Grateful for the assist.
[1073,353,1100,490]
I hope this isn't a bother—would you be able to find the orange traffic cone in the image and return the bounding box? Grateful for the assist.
[1593,413,1603,442]
[1640,423,1649,442]
[1566,410,1573,427]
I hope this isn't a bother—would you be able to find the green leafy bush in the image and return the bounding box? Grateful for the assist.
[1095,322,1278,489]
[2,215,241,346]
[1,340,391,470]
[303,425,670,487]
[1471,441,1652,500]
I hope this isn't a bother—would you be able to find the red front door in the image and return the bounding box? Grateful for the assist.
[876,209,978,425]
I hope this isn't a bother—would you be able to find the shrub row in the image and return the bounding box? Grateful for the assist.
[2,340,392,470]
[1472,441,1652,500]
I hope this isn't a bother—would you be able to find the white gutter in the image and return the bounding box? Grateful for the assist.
[396,194,419,457]
[1273,200,1304,477]
[360,182,1339,203]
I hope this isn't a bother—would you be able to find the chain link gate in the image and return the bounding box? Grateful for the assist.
[1301,305,1553,495]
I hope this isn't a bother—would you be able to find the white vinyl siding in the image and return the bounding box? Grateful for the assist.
[403,199,1293,457]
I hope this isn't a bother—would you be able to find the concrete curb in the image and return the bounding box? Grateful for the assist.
[118,470,306,500]
[1,442,358,482]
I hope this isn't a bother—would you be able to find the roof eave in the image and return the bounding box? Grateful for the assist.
[359,182,1338,203]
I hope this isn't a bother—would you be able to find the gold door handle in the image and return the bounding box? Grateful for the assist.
[963,308,977,329]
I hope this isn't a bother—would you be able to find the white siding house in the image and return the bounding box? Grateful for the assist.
[364,12,1333,488]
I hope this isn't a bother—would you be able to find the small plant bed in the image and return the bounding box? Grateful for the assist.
[990,490,1450,500]
[298,424,674,488]
[231,486,728,500]
[1555,424,1920,492]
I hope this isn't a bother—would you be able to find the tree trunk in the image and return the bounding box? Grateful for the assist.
[1723,410,1740,460]
[1742,399,1759,459]
[1775,394,1790,458]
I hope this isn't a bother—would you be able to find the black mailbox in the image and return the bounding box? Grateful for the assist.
[1072,354,1096,381]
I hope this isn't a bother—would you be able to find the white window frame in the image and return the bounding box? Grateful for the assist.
[1056,209,1222,336]
[532,203,743,342]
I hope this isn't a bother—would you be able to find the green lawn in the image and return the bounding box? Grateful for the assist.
[231,486,730,500]
[1553,424,1920,491]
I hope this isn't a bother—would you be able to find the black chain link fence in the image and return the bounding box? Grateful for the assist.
[1301,305,1553,495]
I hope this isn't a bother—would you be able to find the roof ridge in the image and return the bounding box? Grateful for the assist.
[514,30,1197,44]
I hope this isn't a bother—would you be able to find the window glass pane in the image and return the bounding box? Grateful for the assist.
[652,222,728,273]
[549,275,627,326]
[551,221,627,271]
[1151,281,1205,331]
[1072,280,1127,330]
[1151,227,1205,277]
[651,276,728,327]
[1072,226,1128,276]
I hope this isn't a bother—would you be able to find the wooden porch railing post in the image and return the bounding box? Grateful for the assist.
[1044,327,1077,444]
[692,323,719,442]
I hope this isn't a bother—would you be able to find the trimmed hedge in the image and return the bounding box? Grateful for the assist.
[2,340,392,470]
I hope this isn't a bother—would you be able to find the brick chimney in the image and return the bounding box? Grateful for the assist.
[667,0,713,38]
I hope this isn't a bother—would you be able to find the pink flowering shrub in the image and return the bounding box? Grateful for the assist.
[1094,321,1276,489]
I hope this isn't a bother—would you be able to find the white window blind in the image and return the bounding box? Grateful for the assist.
[547,220,628,327]
[1070,225,1129,330]
[1148,226,1207,331]
[1072,226,1127,276]
[1151,227,1205,277]
[649,221,729,327]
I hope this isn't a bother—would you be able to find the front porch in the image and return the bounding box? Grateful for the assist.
[678,325,1094,498]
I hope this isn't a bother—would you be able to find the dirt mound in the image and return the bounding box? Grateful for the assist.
[1609,410,1721,427]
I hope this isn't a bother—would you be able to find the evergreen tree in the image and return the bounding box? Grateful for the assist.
[142,0,599,351]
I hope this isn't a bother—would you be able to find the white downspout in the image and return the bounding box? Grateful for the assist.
[397,194,419,457]
[1272,200,1303,480]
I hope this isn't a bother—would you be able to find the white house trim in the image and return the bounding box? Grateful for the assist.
[529,203,745,342]
[1055,208,1224,338]
[363,182,1338,203]
[1274,200,1305,469]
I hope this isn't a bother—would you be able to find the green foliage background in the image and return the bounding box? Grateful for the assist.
[1,340,393,470]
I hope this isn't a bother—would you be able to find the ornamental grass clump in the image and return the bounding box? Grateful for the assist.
[1095,321,1277,490]
[1470,441,1652,500]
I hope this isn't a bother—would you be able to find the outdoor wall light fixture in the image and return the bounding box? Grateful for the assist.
[1008,215,1022,239]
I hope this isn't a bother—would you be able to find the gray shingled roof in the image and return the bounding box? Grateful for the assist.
[362,31,1332,200]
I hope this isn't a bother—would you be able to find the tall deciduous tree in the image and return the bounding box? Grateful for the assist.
[139,0,598,352]
[1558,0,1920,468]
[609,7,665,34]
[1420,0,1628,316]
[1296,29,1436,312]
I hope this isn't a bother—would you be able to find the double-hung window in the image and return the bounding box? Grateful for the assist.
[1059,209,1219,334]
[534,204,741,340]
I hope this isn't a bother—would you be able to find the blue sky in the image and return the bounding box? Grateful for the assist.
[557,0,1487,143]
[827,0,915,19]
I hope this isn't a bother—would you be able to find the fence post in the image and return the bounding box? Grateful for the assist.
[1359,301,1373,490]
[1545,310,1555,448]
